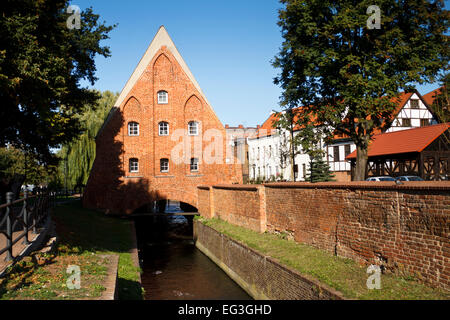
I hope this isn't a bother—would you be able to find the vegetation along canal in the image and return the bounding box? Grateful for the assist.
[133,201,251,300]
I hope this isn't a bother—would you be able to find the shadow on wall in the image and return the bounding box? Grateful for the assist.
[82,107,163,215]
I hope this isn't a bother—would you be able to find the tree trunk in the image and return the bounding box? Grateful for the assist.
[290,129,295,181]
[354,145,368,181]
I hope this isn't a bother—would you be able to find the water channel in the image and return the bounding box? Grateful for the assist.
[134,201,251,300]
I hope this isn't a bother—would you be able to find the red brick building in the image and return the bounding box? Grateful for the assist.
[83,26,242,214]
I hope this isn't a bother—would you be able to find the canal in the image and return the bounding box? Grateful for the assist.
[134,202,252,300]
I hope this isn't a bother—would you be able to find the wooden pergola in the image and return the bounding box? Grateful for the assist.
[347,123,450,181]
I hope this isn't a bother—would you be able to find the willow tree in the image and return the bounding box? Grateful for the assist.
[273,0,449,180]
[58,91,118,189]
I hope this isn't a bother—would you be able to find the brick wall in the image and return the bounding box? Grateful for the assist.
[212,185,262,232]
[194,221,345,300]
[197,181,450,290]
[84,40,242,214]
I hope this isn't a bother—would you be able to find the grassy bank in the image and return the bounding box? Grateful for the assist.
[199,217,449,300]
[0,200,143,300]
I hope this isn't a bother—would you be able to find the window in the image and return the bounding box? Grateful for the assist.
[190,158,199,172]
[334,146,340,162]
[157,91,168,104]
[257,147,260,160]
[129,158,139,173]
[160,158,169,173]
[128,122,139,136]
[410,99,419,109]
[345,145,351,158]
[302,164,306,179]
[188,121,199,135]
[402,118,411,127]
[159,122,169,136]
[420,119,430,127]
[294,165,298,180]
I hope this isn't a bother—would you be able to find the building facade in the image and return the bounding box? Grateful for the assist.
[83,26,242,214]
[248,90,441,182]
[247,111,325,182]
[327,91,439,181]
[225,124,258,183]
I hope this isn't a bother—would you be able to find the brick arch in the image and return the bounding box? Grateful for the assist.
[125,188,198,214]
[122,96,141,114]
[153,53,173,84]
[184,94,202,113]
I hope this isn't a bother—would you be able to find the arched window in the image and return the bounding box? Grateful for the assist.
[158,122,169,136]
[128,122,139,136]
[129,158,139,173]
[160,158,169,173]
[188,121,199,136]
[157,91,168,104]
[190,158,199,172]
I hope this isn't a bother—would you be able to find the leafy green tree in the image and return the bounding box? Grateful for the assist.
[58,91,118,190]
[0,146,58,197]
[274,108,303,181]
[431,73,450,123]
[273,0,449,180]
[0,0,115,164]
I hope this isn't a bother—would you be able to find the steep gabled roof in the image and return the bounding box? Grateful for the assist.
[252,91,417,140]
[96,26,223,140]
[423,87,444,107]
[115,25,211,108]
[251,107,319,139]
[346,123,450,159]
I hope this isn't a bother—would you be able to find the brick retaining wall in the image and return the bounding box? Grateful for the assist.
[197,181,450,290]
[194,221,345,300]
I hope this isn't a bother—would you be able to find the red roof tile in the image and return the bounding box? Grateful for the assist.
[254,91,416,140]
[346,123,450,159]
[423,87,443,107]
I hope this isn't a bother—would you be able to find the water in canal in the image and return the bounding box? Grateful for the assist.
[134,202,251,300]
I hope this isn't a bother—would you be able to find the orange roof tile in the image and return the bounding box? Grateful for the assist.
[423,87,443,107]
[346,123,450,159]
[252,107,318,138]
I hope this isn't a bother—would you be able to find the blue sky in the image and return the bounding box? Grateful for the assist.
[75,0,446,127]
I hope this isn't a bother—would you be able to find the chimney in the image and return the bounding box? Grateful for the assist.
[238,125,244,129]
[225,124,229,129]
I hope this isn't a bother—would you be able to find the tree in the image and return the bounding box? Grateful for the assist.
[432,73,450,123]
[273,0,449,180]
[0,1,115,164]
[0,146,58,198]
[57,91,118,190]
[306,155,335,183]
[274,109,303,181]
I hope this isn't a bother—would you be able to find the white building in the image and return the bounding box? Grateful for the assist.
[327,90,439,181]
[248,111,326,182]
[249,89,440,182]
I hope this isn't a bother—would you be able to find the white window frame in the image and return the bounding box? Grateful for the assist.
[128,122,139,136]
[129,158,139,173]
[190,158,199,172]
[188,121,199,136]
[160,158,169,173]
[157,91,168,104]
[159,122,169,136]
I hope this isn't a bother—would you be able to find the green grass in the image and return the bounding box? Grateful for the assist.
[198,217,450,300]
[51,201,144,300]
[0,200,143,300]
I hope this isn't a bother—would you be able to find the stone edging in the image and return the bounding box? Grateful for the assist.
[98,254,119,300]
[130,221,142,285]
